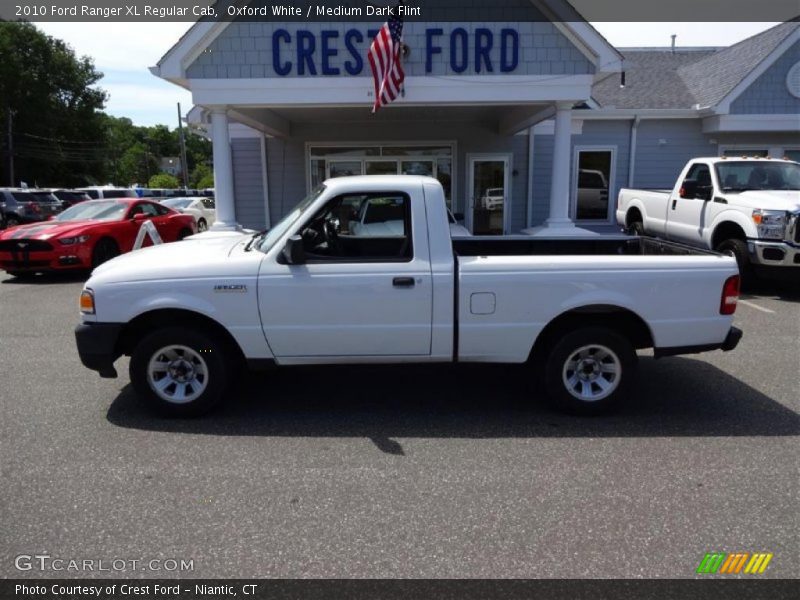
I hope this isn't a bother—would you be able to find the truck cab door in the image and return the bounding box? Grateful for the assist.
[258,190,433,359]
[667,164,714,244]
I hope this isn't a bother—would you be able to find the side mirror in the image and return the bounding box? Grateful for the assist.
[679,181,697,199]
[282,234,306,265]
[453,212,464,221]
[131,213,147,221]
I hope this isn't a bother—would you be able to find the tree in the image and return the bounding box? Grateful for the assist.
[189,163,213,188]
[148,173,180,188]
[196,173,214,190]
[0,21,107,186]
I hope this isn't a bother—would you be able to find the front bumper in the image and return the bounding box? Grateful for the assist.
[654,326,743,359]
[748,239,800,267]
[0,247,92,272]
[75,322,124,378]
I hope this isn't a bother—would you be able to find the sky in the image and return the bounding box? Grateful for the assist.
[35,21,781,128]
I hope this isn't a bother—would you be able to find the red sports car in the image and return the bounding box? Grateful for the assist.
[0,199,196,276]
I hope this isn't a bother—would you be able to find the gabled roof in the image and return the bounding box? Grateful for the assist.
[591,21,800,111]
[592,49,717,109]
[678,20,799,109]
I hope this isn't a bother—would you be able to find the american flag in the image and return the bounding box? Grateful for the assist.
[367,2,405,113]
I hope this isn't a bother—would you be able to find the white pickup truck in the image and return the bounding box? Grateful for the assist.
[617,157,800,283]
[75,176,742,416]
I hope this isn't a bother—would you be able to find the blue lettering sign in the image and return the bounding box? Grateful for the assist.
[321,30,340,75]
[344,29,363,75]
[450,27,468,73]
[269,27,521,77]
[425,28,443,73]
[475,28,493,73]
[500,29,519,72]
[273,29,291,76]
[296,30,316,75]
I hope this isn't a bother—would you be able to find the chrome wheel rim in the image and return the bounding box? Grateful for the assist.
[562,344,621,402]
[147,345,208,404]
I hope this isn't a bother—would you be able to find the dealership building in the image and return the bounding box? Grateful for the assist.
[152,2,800,234]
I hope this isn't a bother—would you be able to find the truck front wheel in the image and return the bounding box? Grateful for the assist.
[130,327,229,416]
[544,327,637,415]
[715,238,753,288]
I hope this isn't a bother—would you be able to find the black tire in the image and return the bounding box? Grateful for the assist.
[627,218,645,236]
[177,228,193,240]
[197,218,207,232]
[6,216,20,228]
[91,238,119,268]
[715,238,753,289]
[544,326,637,415]
[129,326,229,417]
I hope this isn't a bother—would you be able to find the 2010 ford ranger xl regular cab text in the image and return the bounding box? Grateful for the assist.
[616,157,800,284]
[75,176,742,416]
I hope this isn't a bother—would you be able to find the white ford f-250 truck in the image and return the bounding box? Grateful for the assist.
[75,176,742,416]
[616,157,800,283]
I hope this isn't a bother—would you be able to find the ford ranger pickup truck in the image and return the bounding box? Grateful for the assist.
[75,176,742,416]
[616,157,800,284]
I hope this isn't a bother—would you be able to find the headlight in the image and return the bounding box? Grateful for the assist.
[79,289,95,314]
[752,210,786,239]
[58,235,90,245]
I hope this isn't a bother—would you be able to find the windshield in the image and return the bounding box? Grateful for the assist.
[162,198,193,209]
[258,185,326,253]
[55,200,128,222]
[716,161,800,191]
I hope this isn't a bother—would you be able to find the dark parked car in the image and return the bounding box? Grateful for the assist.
[50,189,92,209]
[0,189,62,228]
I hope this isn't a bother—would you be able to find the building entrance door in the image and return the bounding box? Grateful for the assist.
[467,155,509,235]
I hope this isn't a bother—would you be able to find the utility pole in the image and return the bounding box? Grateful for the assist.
[6,107,14,187]
[177,103,189,189]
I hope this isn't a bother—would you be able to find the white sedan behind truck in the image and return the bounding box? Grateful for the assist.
[75,176,742,417]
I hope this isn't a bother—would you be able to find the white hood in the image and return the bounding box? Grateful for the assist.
[727,191,800,212]
[89,232,262,284]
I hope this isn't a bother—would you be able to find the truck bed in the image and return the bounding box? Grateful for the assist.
[452,235,719,258]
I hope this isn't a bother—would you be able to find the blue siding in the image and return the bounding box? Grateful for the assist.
[531,120,633,227]
[187,20,592,79]
[231,138,267,230]
[731,40,800,115]
[633,120,714,188]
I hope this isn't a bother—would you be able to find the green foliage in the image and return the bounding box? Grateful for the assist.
[196,173,214,190]
[148,172,180,188]
[0,21,108,186]
[189,163,213,188]
[0,22,213,188]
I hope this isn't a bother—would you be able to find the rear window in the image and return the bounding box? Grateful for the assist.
[102,189,136,199]
[28,192,58,203]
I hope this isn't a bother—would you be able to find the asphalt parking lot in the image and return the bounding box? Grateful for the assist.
[0,270,798,580]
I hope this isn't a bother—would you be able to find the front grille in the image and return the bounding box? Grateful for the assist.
[0,260,50,268]
[0,239,53,252]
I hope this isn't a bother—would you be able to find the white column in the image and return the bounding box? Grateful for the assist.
[209,108,240,231]
[522,102,596,237]
[545,101,574,228]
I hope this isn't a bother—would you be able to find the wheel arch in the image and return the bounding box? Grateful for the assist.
[709,213,754,249]
[528,304,654,363]
[117,308,245,364]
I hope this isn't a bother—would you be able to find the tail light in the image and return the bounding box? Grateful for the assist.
[720,275,740,315]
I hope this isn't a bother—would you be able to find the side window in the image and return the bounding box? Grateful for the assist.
[153,203,171,216]
[140,203,160,217]
[298,192,412,261]
[682,164,713,199]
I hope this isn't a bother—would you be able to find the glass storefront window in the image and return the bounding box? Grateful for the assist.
[329,161,363,178]
[310,159,326,189]
[401,160,434,177]
[366,161,398,175]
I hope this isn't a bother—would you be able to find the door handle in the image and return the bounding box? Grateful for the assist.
[392,277,415,288]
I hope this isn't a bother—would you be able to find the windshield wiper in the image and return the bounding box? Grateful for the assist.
[244,229,269,252]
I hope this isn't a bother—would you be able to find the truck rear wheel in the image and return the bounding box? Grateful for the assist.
[544,327,636,415]
[129,326,229,417]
